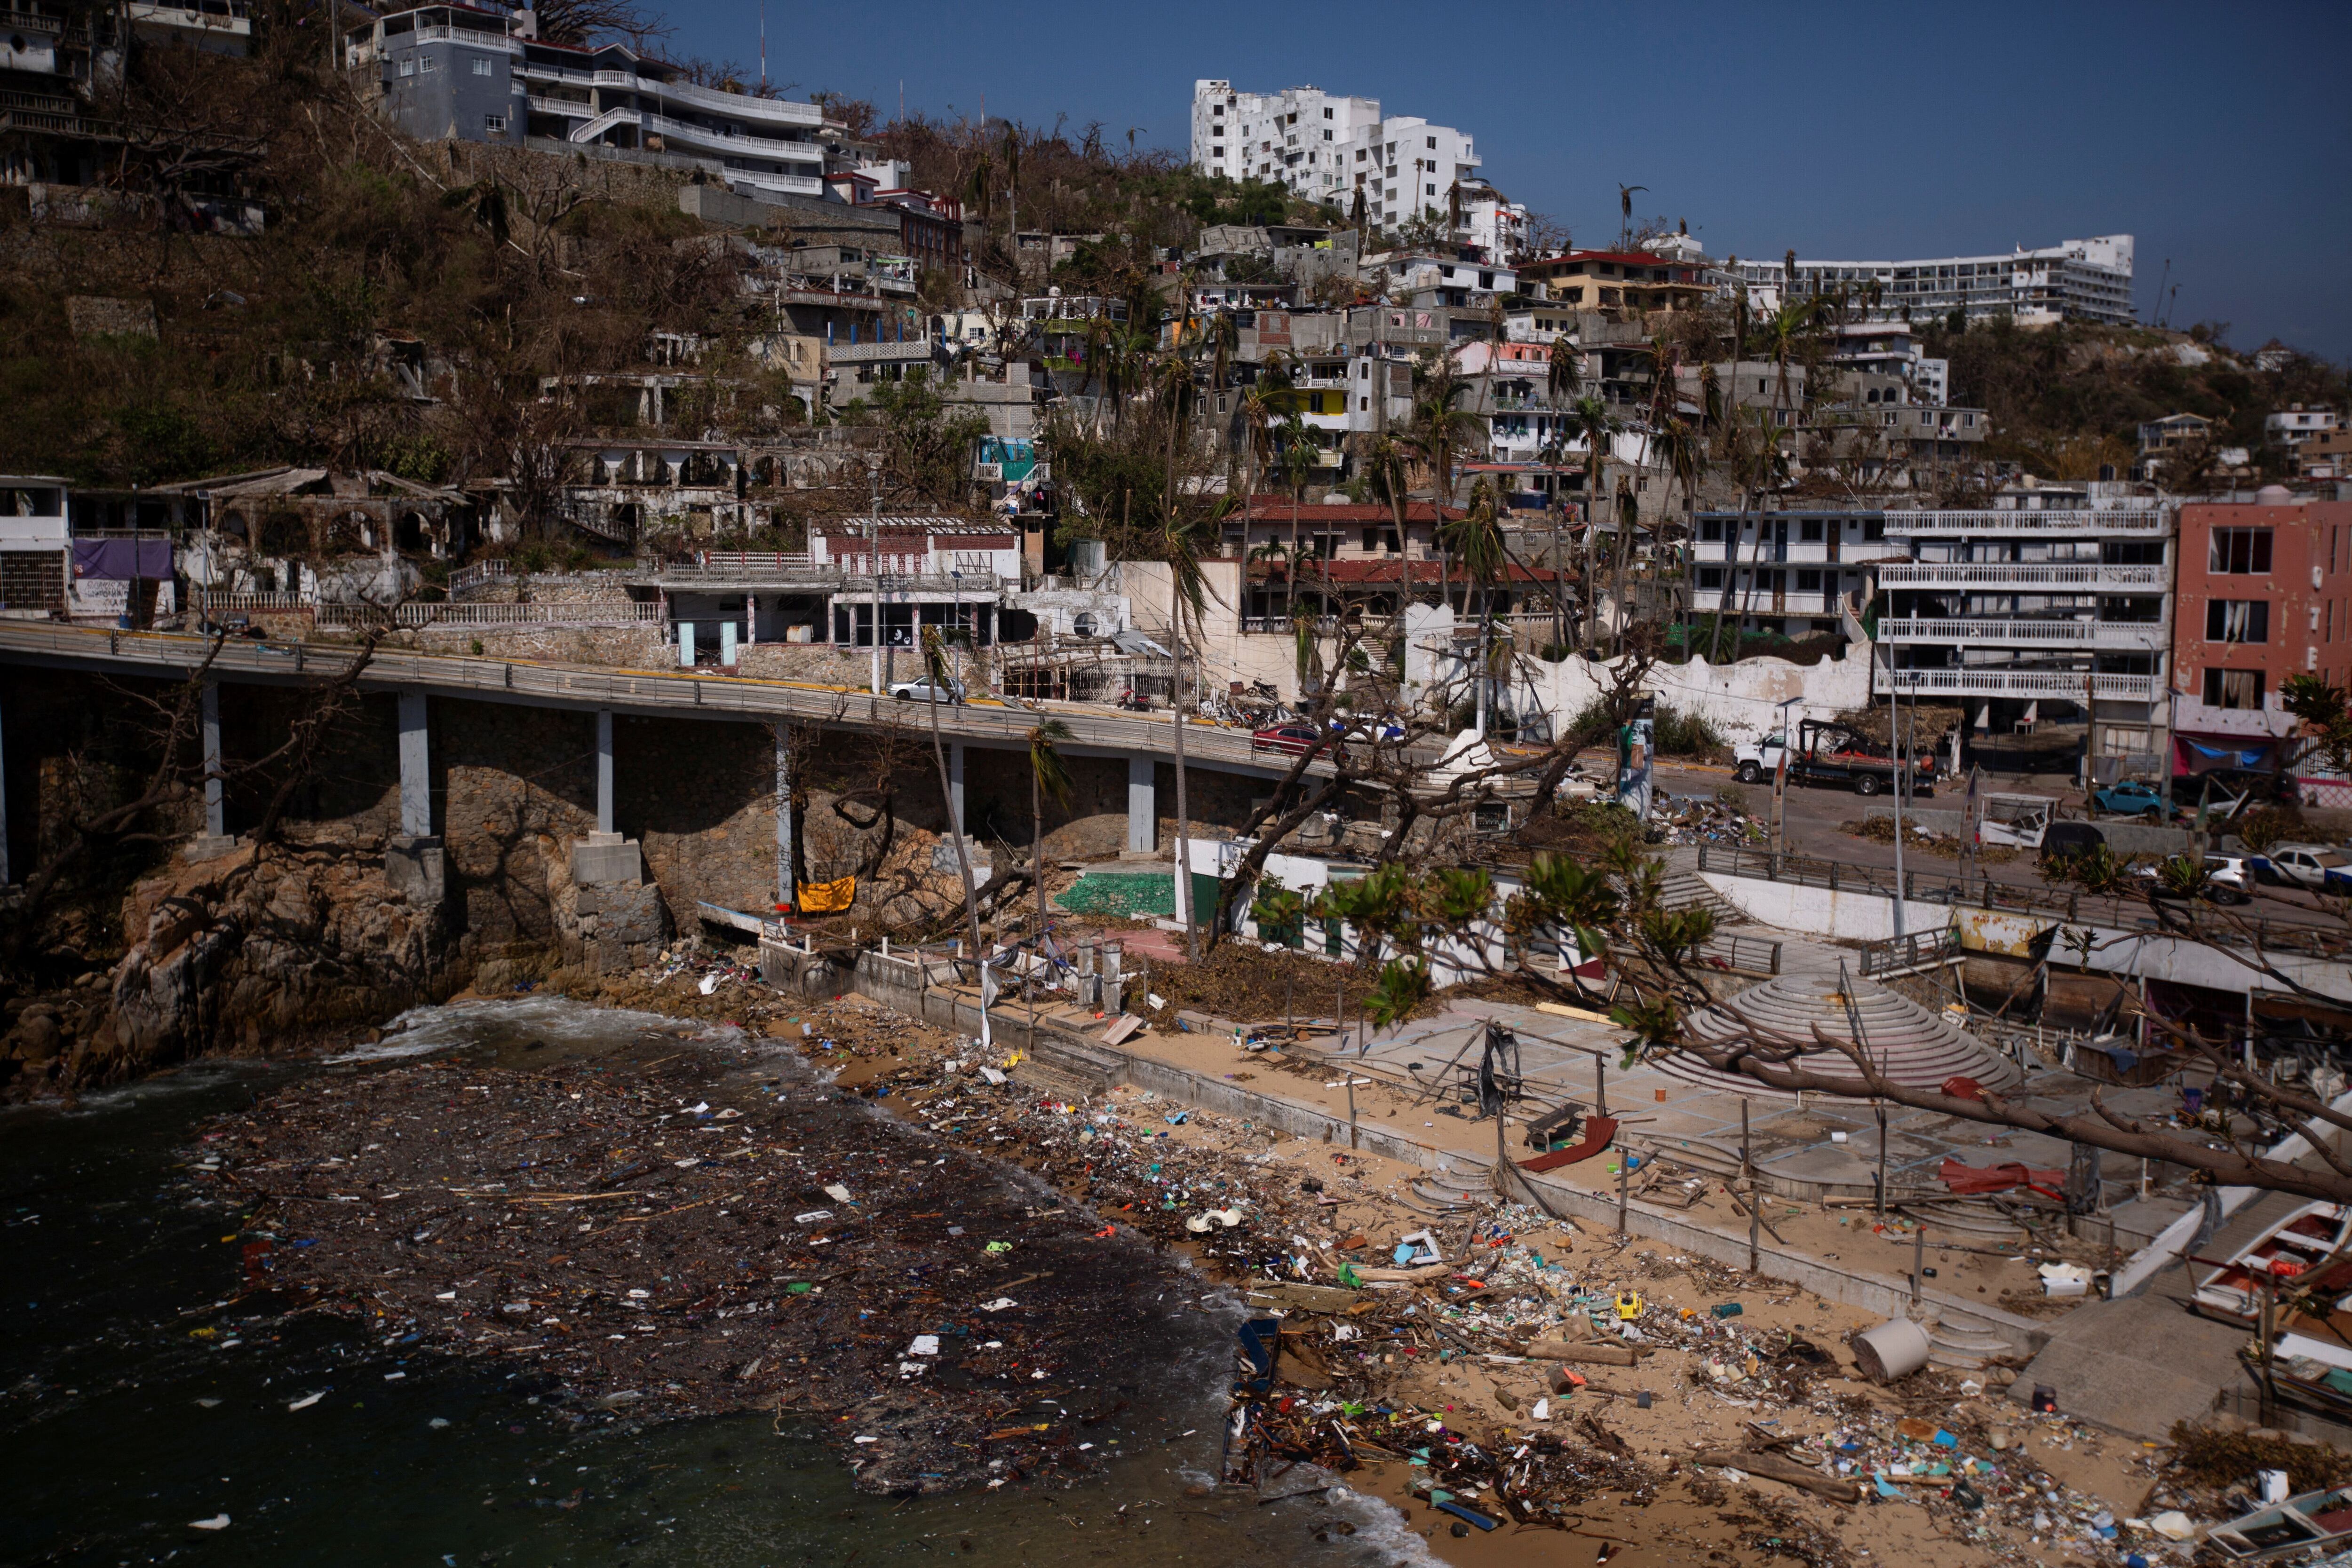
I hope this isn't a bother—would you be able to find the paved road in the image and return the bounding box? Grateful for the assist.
[0,622,1328,778]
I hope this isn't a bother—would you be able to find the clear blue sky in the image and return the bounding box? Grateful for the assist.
[674,0,2352,360]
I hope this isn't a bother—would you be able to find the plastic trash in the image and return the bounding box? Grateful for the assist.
[822,1183,854,1204]
[906,1335,940,1357]
[984,1241,1013,1254]
[979,1066,1008,1085]
[287,1392,324,1411]
[189,1514,230,1531]
[1709,1301,1742,1319]
[2030,1383,2058,1413]
[978,1297,1017,1312]
[2260,1469,2292,1504]
[2148,1511,2196,1541]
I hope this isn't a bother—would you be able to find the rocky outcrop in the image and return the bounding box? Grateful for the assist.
[4,842,462,1094]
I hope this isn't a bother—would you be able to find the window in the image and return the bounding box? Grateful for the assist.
[2205,668,2265,709]
[1700,517,1724,542]
[1322,106,1332,118]
[1862,517,1885,540]
[397,54,415,76]
[485,113,507,135]
[1697,567,1724,589]
[470,55,493,76]
[1799,518,1824,542]
[1425,136,1436,149]
[2201,606,2258,649]
[419,52,436,71]
[1426,183,1436,196]
[1322,129,1331,141]
[2209,527,2274,574]
[1796,570,1823,592]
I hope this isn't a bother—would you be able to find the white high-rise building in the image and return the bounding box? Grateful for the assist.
[1190,79,1478,222]
[1731,237,2136,328]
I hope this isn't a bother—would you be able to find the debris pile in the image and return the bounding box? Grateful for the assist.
[195,1026,1210,1495]
[1648,792,1768,848]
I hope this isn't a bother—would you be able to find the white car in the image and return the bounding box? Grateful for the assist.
[887,675,966,705]
[2256,843,2352,893]
[1732,733,1788,784]
[2141,854,2255,903]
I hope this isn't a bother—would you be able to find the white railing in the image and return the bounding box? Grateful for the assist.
[446,561,509,596]
[1885,508,2169,535]
[1881,617,2167,649]
[1876,666,2159,700]
[643,111,816,160]
[196,590,307,613]
[312,601,658,629]
[1875,562,2167,588]
[526,95,592,119]
[696,550,812,571]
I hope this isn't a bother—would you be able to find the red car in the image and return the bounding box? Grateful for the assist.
[1251,723,1321,756]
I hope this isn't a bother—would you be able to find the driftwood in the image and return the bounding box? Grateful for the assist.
[1693,1450,1861,1504]
[1522,1340,1644,1367]
[1348,1261,1453,1283]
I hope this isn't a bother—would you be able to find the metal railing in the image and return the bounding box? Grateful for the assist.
[1875,667,2159,700]
[194,590,308,614]
[1858,925,1962,978]
[1884,508,2169,535]
[1881,617,2168,649]
[1696,841,2346,956]
[1697,930,1782,976]
[1875,562,2168,589]
[314,601,658,629]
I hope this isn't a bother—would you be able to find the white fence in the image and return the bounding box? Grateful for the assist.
[313,601,659,629]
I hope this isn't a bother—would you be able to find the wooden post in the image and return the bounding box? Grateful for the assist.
[1617,1153,1629,1234]
[1912,1220,1925,1305]
[1597,1054,1608,1117]
[1346,1077,1359,1150]
[1743,1099,1758,1273]
[1875,1101,1889,1222]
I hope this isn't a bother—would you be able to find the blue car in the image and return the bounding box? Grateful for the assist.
[2092,779,2167,820]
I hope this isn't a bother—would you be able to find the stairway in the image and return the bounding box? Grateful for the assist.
[1655,848,1743,923]
[1923,1302,2018,1370]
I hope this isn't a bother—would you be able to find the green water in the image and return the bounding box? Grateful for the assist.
[0,999,1434,1566]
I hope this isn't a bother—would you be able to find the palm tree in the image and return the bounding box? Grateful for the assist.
[1275,409,1315,619]
[1441,476,1508,733]
[1239,386,1274,506]
[920,627,983,958]
[1652,415,1701,648]
[1026,718,1073,959]
[1567,393,1619,647]
[1546,333,1581,405]
[1403,361,1481,613]
[1159,501,1225,963]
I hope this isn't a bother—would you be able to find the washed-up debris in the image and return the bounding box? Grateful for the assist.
[191,1029,1208,1496]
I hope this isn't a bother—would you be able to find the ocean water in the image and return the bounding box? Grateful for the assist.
[0,999,1437,1567]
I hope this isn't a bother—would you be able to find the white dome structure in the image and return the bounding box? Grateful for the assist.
[1661,973,2023,1101]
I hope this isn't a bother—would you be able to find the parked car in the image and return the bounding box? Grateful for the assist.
[1732,733,1788,784]
[2092,778,2167,820]
[2040,821,2107,861]
[2139,853,2254,903]
[1252,723,1321,756]
[2254,843,2352,893]
[887,675,965,705]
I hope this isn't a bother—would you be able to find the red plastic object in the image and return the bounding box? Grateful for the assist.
[1520,1116,1620,1173]
[1941,1075,1986,1101]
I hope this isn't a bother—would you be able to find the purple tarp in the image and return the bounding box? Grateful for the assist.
[72,539,174,581]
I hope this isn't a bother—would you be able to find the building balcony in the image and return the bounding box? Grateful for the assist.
[1876,666,2160,701]
[1883,507,2169,537]
[128,1,251,41]
[1880,617,2168,651]
[1875,561,2168,590]
[2169,691,2295,739]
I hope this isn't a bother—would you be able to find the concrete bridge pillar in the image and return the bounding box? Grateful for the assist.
[596,708,615,835]
[386,689,445,904]
[1127,753,1156,854]
[773,721,793,910]
[183,679,240,863]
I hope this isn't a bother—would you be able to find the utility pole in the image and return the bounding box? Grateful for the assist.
[868,460,883,695]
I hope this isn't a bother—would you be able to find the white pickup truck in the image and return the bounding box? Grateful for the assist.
[1732,734,1787,784]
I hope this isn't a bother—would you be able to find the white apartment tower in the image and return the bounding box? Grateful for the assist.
[1191,79,1478,222]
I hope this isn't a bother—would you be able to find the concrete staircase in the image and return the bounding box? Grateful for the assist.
[1923,1302,2018,1370]
[1656,848,1742,923]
